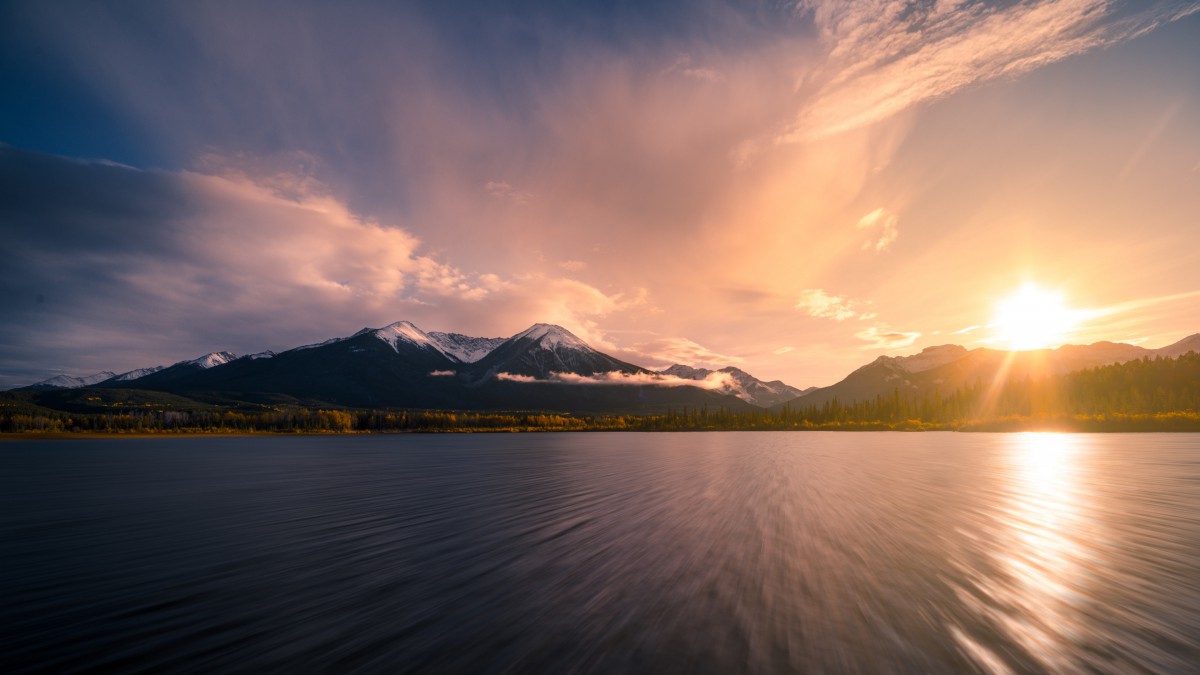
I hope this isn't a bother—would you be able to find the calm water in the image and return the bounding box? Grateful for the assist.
[3,432,1200,674]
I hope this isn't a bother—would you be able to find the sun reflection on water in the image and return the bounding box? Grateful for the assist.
[954,433,1098,673]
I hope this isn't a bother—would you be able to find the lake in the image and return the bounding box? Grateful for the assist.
[3,432,1200,673]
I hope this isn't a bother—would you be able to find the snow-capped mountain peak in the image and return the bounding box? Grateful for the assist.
[512,323,590,350]
[183,352,238,369]
[369,321,436,351]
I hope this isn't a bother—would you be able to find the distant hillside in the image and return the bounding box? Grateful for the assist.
[777,335,1200,411]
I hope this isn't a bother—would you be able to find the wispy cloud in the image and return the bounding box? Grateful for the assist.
[782,0,1200,142]
[856,207,899,252]
[664,54,724,82]
[485,180,532,206]
[796,289,859,321]
[855,325,920,349]
[617,336,744,370]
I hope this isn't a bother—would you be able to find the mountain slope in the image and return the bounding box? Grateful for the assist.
[427,332,506,363]
[659,364,808,407]
[23,371,117,391]
[111,366,165,381]
[777,335,1200,411]
[95,321,749,413]
[116,327,462,408]
[111,351,239,389]
[1153,333,1200,359]
[468,324,645,380]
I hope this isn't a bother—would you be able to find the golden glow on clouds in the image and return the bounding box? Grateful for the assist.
[991,284,1081,351]
[5,1,1199,388]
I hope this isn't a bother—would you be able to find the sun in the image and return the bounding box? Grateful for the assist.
[992,283,1078,351]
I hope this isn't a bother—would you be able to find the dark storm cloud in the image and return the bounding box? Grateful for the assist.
[0,145,428,385]
[0,145,641,387]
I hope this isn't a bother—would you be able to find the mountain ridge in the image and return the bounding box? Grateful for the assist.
[777,334,1200,411]
[20,323,1200,416]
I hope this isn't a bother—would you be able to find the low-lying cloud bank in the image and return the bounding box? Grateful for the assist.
[496,370,735,389]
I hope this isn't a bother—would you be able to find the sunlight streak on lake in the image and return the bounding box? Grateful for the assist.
[991,434,1090,672]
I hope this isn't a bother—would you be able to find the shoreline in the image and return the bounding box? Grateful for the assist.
[6,425,1200,440]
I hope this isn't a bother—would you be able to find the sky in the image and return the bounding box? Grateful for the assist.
[2,0,1199,389]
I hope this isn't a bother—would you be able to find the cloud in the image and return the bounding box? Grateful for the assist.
[615,335,744,370]
[499,370,738,390]
[495,372,537,383]
[6,1,1196,391]
[0,146,637,385]
[856,207,899,252]
[485,180,532,206]
[796,289,859,321]
[855,325,921,350]
[773,346,795,355]
[428,370,456,376]
[782,0,1200,142]
[664,54,724,83]
[558,260,587,272]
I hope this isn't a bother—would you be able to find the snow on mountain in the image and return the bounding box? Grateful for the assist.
[659,364,807,407]
[427,332,506,363]
[245,351,276,360]
[29,371,117,389]
[661,364,710,380]
[511,323,591,350]
[366,321,440,353]
[284,321,499,363]
[112,366,164,381]
[183,352,238,369]
[473,323,643,379]
[308,320,503,364]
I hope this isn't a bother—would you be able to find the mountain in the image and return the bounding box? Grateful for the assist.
[427,331,506,363]
[187,352,238,369]
[112,324,463,408]
[1153,333,1200,359]
[469,324,645,380]
[348,321,467,362]
[340,322,504,364]
[23,371,117,391]
[113,351,240,389]
[92,321,751,413]
[777,335,1200,411]
[110,366,165,381]
[660,364,809,407]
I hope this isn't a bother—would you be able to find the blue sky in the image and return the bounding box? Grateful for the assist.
[2,0,1199,388]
